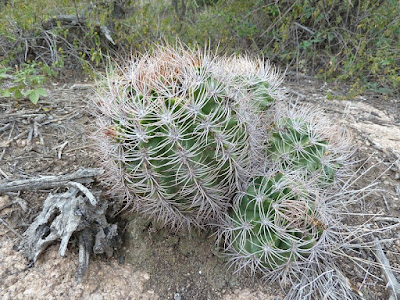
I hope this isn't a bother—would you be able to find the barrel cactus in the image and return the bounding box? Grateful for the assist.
[216,103,377,299]
[217,165,379,299]
[93,45,282,228]
[219,170,324,273]
[92,45,390,299]
[265,104,354,185]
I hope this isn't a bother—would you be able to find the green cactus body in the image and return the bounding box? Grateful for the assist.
[94,47,282,228]
[227,172,322,270]
[266,113,345,184]
[251,81,275,111]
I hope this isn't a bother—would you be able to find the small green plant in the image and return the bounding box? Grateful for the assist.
[0,63,48,104]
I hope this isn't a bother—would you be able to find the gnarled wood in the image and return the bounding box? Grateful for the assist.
[19,185,118,282]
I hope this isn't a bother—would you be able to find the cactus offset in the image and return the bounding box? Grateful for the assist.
[221,170,323,272]
[216,103,384,300]
[265,104,354,185]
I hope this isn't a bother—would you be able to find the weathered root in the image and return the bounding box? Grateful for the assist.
[19,186,118,282]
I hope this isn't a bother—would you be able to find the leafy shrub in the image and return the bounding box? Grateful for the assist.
[1,0,398,93]
[0,63,48,104]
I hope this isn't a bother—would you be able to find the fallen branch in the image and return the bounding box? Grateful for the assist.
[294,21,315,35]
[42,3,115,45]
[0,168,104,193]
[374,217,400,224]
[373,237,400,300]
[285,88,306,100]
[67,181,97,205]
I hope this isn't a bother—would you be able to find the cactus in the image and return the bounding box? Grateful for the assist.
[93,46,282,228]
[217,103,382,300]
[92,45,394,300]
[220,170,323,272]
[217,166,380,300]
[265,104,354,185]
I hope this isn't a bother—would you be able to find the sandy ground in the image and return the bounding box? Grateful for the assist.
[0,75,399,299]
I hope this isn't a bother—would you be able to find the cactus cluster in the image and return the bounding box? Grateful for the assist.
[93,45,376,299]
[93,46,281,228]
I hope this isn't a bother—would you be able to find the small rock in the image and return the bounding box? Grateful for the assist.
[118,256,125,265]
[174,293,181,300]
[16,139,27,147]
[143,273,150,280]
[2,293,11,300]
[0,195,11,208]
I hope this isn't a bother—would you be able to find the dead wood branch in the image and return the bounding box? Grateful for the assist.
[0,168,104,193]
[20,186,119,282]
[374,217,400,224]
[67,181,97,205]
[294,22,315,35]
[42,3,115,45]
[285,88,307,100]
[373,238,400,300]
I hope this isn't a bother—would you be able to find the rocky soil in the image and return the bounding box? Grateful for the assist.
[0,75,399,299]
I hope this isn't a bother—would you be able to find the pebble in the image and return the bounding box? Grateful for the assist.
[174,293,181,300]
[16,139,27,147]
[70,84,93,90]
[143,273,150,280]
[0,195,11,207]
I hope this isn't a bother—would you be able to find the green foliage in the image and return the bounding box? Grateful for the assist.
[0,63,48,104]
[202,0,399,94]
[1,0,398,94]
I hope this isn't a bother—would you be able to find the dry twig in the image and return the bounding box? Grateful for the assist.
[375,217,400,224]
[0,217,23,239]
[0,168,104,193]
[373,237,400,300]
